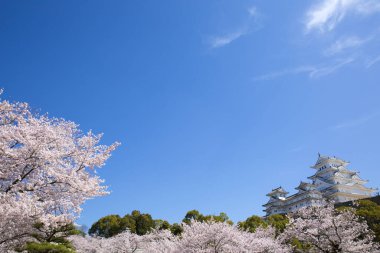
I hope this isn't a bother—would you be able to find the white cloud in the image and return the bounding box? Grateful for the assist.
[305,0,380,33]
[254,58,354,81]
[330,113,379,130]
[208,5,261,49]
[324,36,370,56]
[356,1,380,14]
[309,58,354,78]
[366,54,380,68]
[253,66,315,81]
[248,6,258,17]
[209,30,248,48]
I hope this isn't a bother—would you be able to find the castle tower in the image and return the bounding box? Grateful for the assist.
[263,154,377,216]
[263,187,289,216]
[308,154,376,202]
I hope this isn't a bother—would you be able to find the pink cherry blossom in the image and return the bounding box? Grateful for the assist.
[70,221,289,253]
[281,203,379,252]
[0,94,119,250]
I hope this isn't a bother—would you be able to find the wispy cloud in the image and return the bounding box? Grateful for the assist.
[366,54,380,68]
[324,36,371,56]
[248,6,259,18]
[208,5,261,49]
[254,58,354,81]
[310,58,354,77]
[209,30,248,48]
[305,0,380,33]
[253,66,315,81]
[329,113,379,130]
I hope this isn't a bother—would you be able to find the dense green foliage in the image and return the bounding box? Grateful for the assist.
[289,238,313,252]
[88,214,127,238]
[132,210,156,235]
[155,219,171,230]
[15,223,81,252]
[182,210,233,225]
[238,215,267,232]
[32,223,84,244]
[267,214,289,234]
[89,209,233,238]
[238,214,288,234]
[22,242,74,253]
[170,223,184,236]
[89,210,168,237]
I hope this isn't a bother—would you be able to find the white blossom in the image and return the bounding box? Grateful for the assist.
[176,220,288,253]
[0,94,119,250]
[70,229,176,253]
[70,221,289,253]
[281,203,379,252]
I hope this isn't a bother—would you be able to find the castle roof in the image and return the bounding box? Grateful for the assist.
[266,186,289,196]
[295,181,315,191]
[311,153,349,169]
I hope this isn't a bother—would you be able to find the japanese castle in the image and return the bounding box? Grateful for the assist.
[263,154,378,216]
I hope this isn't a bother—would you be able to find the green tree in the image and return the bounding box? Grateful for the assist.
[266,214,289,235]
[89,215,126,238]
[170,223,183,236]
[204,212,233,225]
[121,214,137,233]
[32,223,84,244]
[289,238,313,252]
[355,200,380,242]
[183,210,233,225]
[22,242,74,253]
[238,215,267,232]
[134,212,155,235]
[17,222,81,252]
[183,210,205,224]
[214,212,230,223]
[155,219,171,230]
[89,211,160,238]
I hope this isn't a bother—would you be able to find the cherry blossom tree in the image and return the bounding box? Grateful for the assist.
[141,229,177,253]
[176,220,289,253]
[70,229,177,253]
[70,221,288,253]
[70,234,112,253]
[108,231,145,253]
[0,193,43,250]
[281,203,379,253]
[243,226,290,253]
[0,93,119,250]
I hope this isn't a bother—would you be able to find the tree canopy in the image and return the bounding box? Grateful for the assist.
[182,210,233,225]
[89,210,170,237]
[0,94,119,251]
[337,199,380,243]
[238,213,288,235]
[355,200,380,242]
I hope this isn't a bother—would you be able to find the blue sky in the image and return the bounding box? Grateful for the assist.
[1,0,380,228]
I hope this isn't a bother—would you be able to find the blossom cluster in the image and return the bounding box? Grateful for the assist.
[0,94,119,251]
[71,203,380,253]
[70,221,289,253]
[280,203,378,253]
